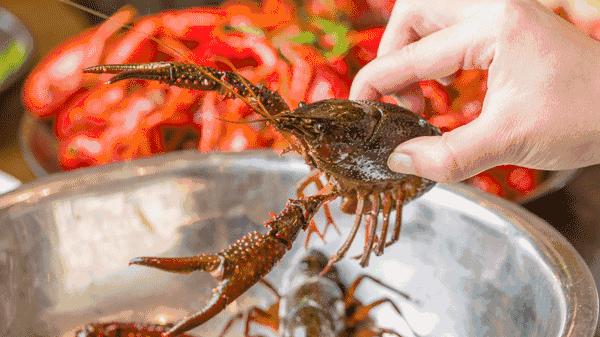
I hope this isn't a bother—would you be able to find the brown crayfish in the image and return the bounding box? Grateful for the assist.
[83,61,440,336]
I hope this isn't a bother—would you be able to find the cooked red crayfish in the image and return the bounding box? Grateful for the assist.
[75,250,420,337]
[83,60,438,336]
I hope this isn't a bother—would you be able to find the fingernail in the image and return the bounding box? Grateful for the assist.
[388,152,416,175]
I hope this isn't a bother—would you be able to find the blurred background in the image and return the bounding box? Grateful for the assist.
[0,1,225,182]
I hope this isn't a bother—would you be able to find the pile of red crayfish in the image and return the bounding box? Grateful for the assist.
[23,0,598,201]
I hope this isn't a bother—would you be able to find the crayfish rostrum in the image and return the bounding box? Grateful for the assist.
[83,61,439,336]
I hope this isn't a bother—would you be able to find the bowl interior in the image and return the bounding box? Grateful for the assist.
[0,152,594,337]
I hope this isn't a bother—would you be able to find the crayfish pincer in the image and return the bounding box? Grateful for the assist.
[84,61,440,270]
[127,194,334,337]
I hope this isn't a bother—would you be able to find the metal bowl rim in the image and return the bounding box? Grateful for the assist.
[1,150,597,337]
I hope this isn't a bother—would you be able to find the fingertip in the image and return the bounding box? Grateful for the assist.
[388,152,416,175]
[349,67,380,100]
[390,135,470,183]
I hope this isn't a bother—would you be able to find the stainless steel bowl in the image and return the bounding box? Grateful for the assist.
[0,150,597,337]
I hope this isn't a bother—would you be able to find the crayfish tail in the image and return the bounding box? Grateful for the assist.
[129,254,223,275]
[164,281,231,337]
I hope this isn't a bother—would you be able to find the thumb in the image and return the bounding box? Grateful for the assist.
[387,117,511,183]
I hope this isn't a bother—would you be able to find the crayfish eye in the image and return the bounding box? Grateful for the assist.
[314,122,326,133]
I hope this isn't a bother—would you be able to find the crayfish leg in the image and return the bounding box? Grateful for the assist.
[296,171,340,247]
[344,274,414,306]
[304,219,326,248]
[321,192,367,276]
[390,187,405,244]
[258,279,281,299]
[359,193,380,268]
[218,306,279,337]
[129,254,222,275]
[218,312,244,337]
[375,191,394,256]
[218,282,280,337]
[350,299,404,328]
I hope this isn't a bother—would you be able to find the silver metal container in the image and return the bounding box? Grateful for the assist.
[0,151,597,337]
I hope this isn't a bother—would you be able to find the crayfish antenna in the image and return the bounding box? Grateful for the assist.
[129,254,223,275]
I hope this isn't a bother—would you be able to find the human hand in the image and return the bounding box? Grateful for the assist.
[350,0,600,183]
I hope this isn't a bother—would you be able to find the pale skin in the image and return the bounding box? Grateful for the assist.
[350,0,600,183]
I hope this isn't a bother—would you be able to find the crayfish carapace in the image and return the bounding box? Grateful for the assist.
[83,61,439,336]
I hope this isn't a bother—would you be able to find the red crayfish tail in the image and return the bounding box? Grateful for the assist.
[129,254,223,275]
[163,282,231,337]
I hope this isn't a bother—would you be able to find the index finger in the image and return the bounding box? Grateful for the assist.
[350,20,491,100]
[377,1,420,56]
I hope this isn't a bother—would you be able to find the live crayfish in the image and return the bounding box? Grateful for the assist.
[84,61,440,267]
[75,250,421,337]
[81,60,439,336]
[216,249,422,337]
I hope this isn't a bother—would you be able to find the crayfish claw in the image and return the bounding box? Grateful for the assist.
[83,62,171,74]
[163,281,231,337]
[129,254,223,275]
[83,62,179,85]
[124,194,334,337]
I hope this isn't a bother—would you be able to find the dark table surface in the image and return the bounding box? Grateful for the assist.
[2,0,600,332]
